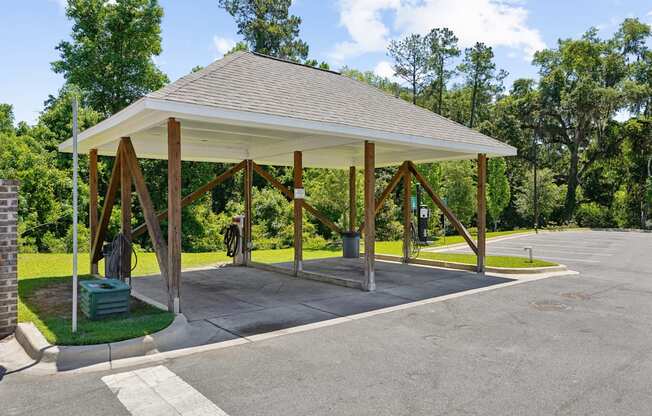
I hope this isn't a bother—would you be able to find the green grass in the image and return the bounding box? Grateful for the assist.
[417,252,557,268]
[18,274,175,345]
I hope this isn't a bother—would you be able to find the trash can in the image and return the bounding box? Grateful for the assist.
[342,231,360,258]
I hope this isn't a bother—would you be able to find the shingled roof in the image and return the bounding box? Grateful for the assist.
[149,52,514,153]
[59,51,516,167]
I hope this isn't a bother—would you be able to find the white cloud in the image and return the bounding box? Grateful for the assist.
[212,36,236,58]
[373,60,401,83]
[331,0,545,62]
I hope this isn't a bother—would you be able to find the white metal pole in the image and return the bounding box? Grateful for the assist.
[72,96,79,334]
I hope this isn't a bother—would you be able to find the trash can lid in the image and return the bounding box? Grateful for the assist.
[341,231,360,237]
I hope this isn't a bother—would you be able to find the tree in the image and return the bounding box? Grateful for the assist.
[458,42,507,128]
[442,161,476,225]
[533,28,627,220]
[0,104,14,134]
[427,28,460,114]
[218,0,309,62]
[388,34,432,104]
[515,169,563,225]
[487,158,511,230]
[52,0,168,115]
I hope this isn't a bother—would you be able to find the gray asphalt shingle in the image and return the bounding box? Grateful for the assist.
[148,52,515,153]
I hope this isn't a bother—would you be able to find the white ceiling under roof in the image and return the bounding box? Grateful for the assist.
[59,52,517,168]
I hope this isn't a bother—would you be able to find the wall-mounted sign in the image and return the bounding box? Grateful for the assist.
[294,188,306,199]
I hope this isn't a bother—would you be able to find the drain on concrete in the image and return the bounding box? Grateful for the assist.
[530,300,571,312]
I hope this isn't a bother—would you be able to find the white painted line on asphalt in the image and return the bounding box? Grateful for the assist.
[102,365,229,416]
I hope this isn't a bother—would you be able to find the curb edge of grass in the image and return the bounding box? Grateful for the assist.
[14,314,187,371]
[374,254,567,274]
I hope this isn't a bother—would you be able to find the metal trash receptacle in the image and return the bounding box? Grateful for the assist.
[342,232,360,258]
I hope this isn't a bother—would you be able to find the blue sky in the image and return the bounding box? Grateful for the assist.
[1,0,651,124]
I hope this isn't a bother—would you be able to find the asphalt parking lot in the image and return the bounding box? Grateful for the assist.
[2,230,652,416]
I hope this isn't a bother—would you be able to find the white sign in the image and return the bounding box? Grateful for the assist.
[294,188,306,199]
[419,207,429,219]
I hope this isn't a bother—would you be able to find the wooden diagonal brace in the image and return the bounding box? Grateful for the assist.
[407,161,478,255]
[358,162,406,233]
[252,162,343,235]
[121,138,169,280]
[91,145,122,263]
[131,161,246,239]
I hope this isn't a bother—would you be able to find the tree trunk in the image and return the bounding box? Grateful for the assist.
[437,60,444,114]
[469,77,478,128]
[564,144,580,222]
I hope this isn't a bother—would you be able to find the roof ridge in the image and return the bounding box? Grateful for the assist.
[149,51,248,99]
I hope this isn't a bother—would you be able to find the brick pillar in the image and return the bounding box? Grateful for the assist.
[0,179,18,339]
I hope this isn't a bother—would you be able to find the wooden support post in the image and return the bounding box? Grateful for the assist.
[89,149,98,275]
[120,139,132,281]
[402,164,411,263]
[252,162,343,235]
[91,147,122,263]
[407,161,478,255]
[243,159,253,265]
[364,141,376,291]
[132,161,245,239]
[168,119,182,312]
[349,166,356,232]
[358,163,405,233]
[294,151,303,275]
[121,138,169,294]
[477,154,487,273]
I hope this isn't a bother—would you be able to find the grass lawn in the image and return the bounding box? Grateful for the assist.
[17,228,553,345]
[417,252,556,268]
[18,274,175,345]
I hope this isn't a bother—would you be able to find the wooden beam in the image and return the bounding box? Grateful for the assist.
[89,149,99,274]
[168,119,182,312]
[358,162,406,233]
[477,154,487,273]
[251,162,343,235]
[364,141,376,291]
[91,146,122,263]
[349,166,356,232]
[132,161,245,239]
[407,161,478,255]
[402,164,411,263]
[243,159,253,265]
[294,151,303,275]
[121,138,169,285]
[120,139,132,281]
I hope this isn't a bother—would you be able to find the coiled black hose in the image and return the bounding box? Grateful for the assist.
[107,233,137,286]
[223,223,241,258]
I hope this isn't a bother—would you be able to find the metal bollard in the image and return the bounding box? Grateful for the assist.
[523,246,533,263]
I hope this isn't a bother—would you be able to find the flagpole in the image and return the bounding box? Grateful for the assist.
[72,96,79,334]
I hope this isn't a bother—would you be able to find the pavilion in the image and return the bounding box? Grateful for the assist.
[59,51,517,313]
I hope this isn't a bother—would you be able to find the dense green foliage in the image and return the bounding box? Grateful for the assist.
[218,0,309,62]
[2,2,652,256]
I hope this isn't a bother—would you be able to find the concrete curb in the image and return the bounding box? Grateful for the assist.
[14,314,187,371]
[374,253,567,274]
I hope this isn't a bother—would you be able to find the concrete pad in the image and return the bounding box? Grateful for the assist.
[133,258,512,341]
[207,304,339,337]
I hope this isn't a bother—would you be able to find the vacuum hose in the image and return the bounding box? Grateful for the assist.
[106,233,138,286]
[223,223,241,258]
